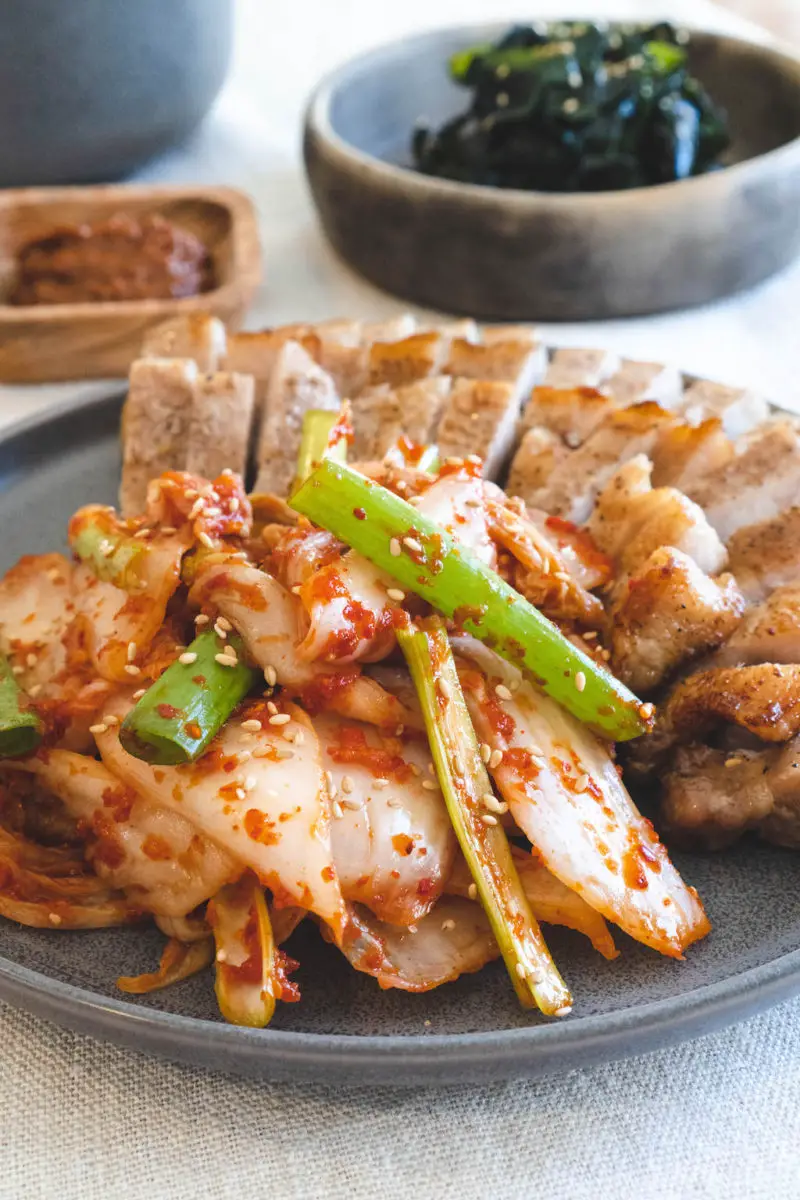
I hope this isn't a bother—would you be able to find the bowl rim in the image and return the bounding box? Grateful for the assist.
[305,23,800,210]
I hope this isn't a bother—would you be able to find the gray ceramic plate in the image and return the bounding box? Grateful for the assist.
[2,390,800,1085]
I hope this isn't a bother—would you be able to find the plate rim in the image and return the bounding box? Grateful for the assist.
[1,384,799,1084]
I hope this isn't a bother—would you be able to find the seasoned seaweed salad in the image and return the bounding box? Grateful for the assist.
[412,22,730,192]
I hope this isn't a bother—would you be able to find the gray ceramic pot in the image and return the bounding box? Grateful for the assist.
[0,0,232,187]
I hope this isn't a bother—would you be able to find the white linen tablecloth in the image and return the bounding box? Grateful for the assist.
[2,2,800,1196]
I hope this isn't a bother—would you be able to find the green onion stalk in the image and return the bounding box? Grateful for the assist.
[119,631,257,765]
[399,617,572,1016]
[290,460,649,741]
[0,653,42,758]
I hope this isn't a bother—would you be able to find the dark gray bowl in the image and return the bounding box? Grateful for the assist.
[0,0,232,187]
[4,387,800,1085]
[304,27,800,320]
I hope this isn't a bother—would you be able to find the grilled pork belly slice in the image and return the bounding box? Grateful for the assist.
[687,420,800,542]
[677,379,768,438]
[727,508,800,603]
[506,427,569,505]
[140,314,227,371]
[711,587,800,668]
[184,372,255,481]
[445,333,547,389]
[661,745,775,850]
[651,418,735,491]
[365,331,448,390]
[586,454,727,580]
[609,548,745,694]
[543,346,621,389]
[605,360,683,408]
[120,358,197,516]
[664,664,800,746]
[252,340,339,496]
[519,386,616,447]
[529,404,676,525]
[350,377,451,462]
[436,379,521,478]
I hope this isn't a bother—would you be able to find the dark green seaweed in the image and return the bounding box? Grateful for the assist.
[412,22,730,192]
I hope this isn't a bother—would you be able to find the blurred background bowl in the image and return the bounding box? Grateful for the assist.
[0,0,232,188]
[304,25,800,320]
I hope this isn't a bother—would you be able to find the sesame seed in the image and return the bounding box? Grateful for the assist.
[639,702,655,720]
[495,684,512,701]
[241,719,262,732]
[161,525,177,535]
[179,652,197,665]
[216,617,232,632]
[89,723,107,735]
[441,918,456,931]
[387,799,402,809]
[184,489,198,499]
[489,749,504,769]
[214,653,235,667]
[264,665,277,687]
[195,613,210,625]
[204,507,222,519]
[481,814,499,826]
[104,714,120,727]
[341,775,354,795]
[575,671,586,693]
[574,774,590,793]
[213,623,228,639]
[99,539,114,557]
[444,456,463,467]
[386,588,405,602]
[267,701,278,715]
[133,528,151,540]
[124,664,141,676]
[132,688,146,700]
[438,678,452,700]
[25,653,38,668]
[480,743,491,764]
[403,536,423,554]
[235,788,246,801]
[46,568,62,582]
[422,780,439,792]
[11,665,24,677]
[269,713,291,726]
[239,750,252,763]
[484,795,508,815]
[554,1005,572,1017]
[216,949,227,963]
[724,757,742,769]
[126,641,137,662]
[464,498,482,508]
[341,798,360,810]
[427,762,435,775]
[395,724,405,737]
[408,924,418,934]
[496,91,509,107]
[466,455,482,466]
[291,585,302,595]
[189,499,205,520]
[244,775,257,791]
[332,800,344,819]
[48,912,62,926]
[389,538,401,557]
[198,532,214,549]
[374,778,389,789]
[239,732,254,745]
[294,730,305,745]
[468,883,478,900]
[28,684,42,697]
[275,749,294,760]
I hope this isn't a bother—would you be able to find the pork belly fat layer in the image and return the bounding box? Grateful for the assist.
[185,372,255,481]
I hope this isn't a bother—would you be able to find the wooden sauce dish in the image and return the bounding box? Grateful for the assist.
[0,184,262,382]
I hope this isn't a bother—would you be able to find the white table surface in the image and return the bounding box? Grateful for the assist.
[3,2,800,1197]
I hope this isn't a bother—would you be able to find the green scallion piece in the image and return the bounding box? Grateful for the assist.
[0,653,42,758]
